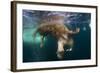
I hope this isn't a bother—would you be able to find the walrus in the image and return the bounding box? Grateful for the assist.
[33,23,80,59]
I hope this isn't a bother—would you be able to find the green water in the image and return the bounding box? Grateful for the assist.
[23,27,91,62]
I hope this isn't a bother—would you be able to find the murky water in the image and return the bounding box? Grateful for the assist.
[23,10,91,63]
[23,28,91,62]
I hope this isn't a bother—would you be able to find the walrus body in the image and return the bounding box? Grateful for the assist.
[33,23,80,59]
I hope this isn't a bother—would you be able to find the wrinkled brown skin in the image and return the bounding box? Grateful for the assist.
[33,23,80,59]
